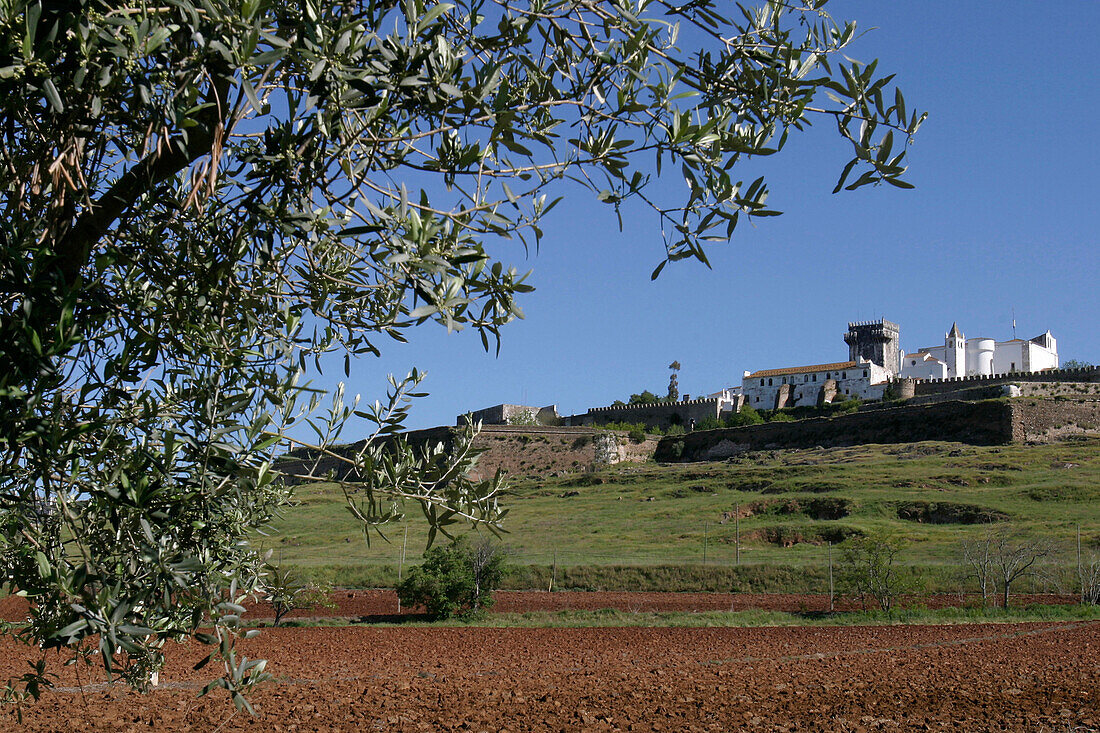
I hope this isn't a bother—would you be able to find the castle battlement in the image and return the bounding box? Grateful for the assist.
[587,398,720,413]
[915,366,1098,385]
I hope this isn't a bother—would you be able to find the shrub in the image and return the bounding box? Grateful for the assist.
[396,537,505,619]
[725,406,764,427]
[627,427,647,443]
[261,564,336,626]
[506,409,538,426]
[695,417,721,431]
[665,424,686,436]
[839,532,918,613]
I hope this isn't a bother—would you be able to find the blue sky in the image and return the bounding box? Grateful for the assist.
[321,1,1100,432]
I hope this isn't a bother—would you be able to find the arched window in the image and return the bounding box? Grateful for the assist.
[842,372,847,379]
[863,369,868,377]
[768,378,773,386]
[760,379,765,386]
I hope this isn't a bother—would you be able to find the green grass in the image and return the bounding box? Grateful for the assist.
[263,437,1100,592]
[254,604,1100,630]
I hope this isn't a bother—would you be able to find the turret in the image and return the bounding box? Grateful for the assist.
[945,322,965,377]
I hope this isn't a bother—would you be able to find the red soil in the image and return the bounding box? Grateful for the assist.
[2,620,1097,731]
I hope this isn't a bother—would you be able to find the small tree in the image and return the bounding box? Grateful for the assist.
[667,361,682,401]
[260,565,336,627]
[1080,549,1100,605]
[726,406,765,427]
[840,532,914,613]
[983,527,1052,608]
[960,533,998,607]
[629,390,663,405]
[397,537,505,619]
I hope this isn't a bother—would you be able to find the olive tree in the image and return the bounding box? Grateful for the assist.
[1,0,922,707]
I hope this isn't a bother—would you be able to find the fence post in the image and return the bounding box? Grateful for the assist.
[1078,523,1084,603]
[397,522,408,613]
[828,542,834,613]
[735,503,740,566]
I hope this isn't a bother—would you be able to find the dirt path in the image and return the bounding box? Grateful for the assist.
[4,620,1097,731]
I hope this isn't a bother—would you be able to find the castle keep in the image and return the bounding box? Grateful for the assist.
[845,320,901,376]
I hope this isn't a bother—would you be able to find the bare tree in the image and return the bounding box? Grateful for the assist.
[980,527,1053,608]
[1080,549,1100,605]
[469,538,506,612]
[961,532,999,607]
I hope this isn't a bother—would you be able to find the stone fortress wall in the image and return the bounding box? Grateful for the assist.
[655,398,1100,462]
[910,365,1100,395]
[564,397,727,432]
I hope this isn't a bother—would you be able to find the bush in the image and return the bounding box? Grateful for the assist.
[839,532,918,613]
[506,409,538,426]
[665,424,686,436]
[627,427,647,443]
[396,537,505,619]
[695,416,722,431]
[261,564,336,626]
[725,405,765,427]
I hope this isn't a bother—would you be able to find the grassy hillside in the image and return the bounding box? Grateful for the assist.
[263,437,1100,591]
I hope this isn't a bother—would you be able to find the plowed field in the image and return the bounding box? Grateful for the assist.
[3,619,1098,731]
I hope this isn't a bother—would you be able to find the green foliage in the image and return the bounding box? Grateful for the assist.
[695,417,721,431]
[261,564,336,627]
[629,390,665,405]
[628,427,648,444]
[506,410,538,426]
[665,424,687,436]
[667,361,681,401]
[397,537,506,619]
[840,532,918,613]
[0,0,922,701]
[725,406,765,426]
[1062,359,1094,370]
[593,421,660,436]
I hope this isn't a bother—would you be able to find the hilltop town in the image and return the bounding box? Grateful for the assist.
[461,318,1089,434]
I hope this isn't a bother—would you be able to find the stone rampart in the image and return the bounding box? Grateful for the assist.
[278,425,656,483]
[1008,399,1100,442]
[912,366,1100,395]
[655,400,1014,462]
[654,398,1100,462]
[568,398,723,431]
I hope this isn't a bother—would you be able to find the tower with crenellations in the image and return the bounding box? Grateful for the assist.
[844,319,901,376]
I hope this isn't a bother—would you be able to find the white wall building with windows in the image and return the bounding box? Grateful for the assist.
[898,323,1058,380]
[741,360,890,409]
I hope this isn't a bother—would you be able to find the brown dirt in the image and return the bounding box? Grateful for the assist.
[2,621,1098,731]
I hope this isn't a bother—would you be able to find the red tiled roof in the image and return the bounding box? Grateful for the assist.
[746,361,860,379]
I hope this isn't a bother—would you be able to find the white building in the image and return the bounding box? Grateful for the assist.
[898,323,1058,380]
[742,359,890,410]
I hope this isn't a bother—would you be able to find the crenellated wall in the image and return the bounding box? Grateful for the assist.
[566,398,724,431]
[912,366,1100,395]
